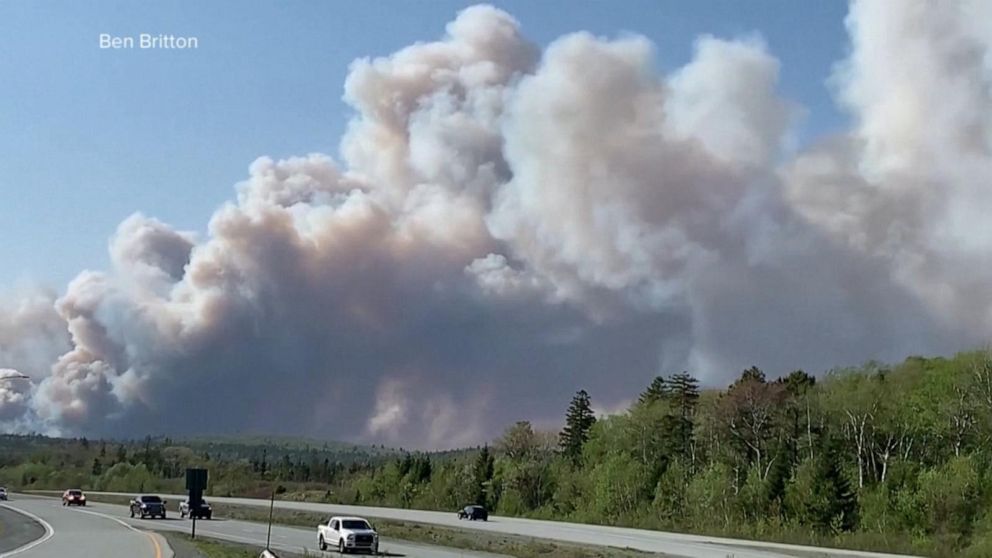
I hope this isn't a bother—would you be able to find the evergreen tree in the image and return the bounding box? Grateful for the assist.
[667,372,700,460]
[471,445,495,506]
[398,453,413,477]
[778,370,816,460]
[736,365,766,386]
[807,435,858,532]
[639,377,669,405]
[764,439,795,515]
[668,372,700,419]
[559,390,597,464]
[91,457,103,476]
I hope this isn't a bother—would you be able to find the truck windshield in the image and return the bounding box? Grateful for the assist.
[140,496,162,503]
[342,520,371,530]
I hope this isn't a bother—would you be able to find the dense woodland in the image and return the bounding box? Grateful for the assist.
[4,350,992,557]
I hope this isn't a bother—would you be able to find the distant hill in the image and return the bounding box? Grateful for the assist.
[175,435,401,464]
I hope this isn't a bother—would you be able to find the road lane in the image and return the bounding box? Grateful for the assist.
[85,491,919,558]
[18,496,510,558]
[1,496,172,558]
[0,504,47,556]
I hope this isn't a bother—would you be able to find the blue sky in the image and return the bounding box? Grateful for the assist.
[0,0,850,289]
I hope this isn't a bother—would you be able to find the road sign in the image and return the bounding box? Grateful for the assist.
[186,468,208,538]
[186,468,208,492]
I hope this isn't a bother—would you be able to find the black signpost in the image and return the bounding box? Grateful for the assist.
[186,468,208,539]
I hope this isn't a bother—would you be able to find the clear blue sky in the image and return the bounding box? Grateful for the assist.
[0,0,850,289]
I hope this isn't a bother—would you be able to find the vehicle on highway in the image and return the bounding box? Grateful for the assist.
[317,516,379,554]
[129,494,168,519]
[457,505,488,521]
[62,488,86,506]
[179,497,213,519]
[0,486,7,500]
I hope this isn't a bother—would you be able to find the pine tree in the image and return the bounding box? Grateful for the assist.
[92,457,103,476]
[668,372,700,419]
[667,372,700,460]
[559,390,597,464]
[737,366,766,386]
[764,439,795,515]
[639,377,669,405]
[808,435,858,532]
[471,445,495,506]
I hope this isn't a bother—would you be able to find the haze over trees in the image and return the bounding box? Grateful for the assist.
[4,351,992,557]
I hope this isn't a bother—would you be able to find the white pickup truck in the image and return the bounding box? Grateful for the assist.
[317,516,379,554]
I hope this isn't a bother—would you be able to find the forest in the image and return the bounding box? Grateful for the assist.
[3,350,992,557]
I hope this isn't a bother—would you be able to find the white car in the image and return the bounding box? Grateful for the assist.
[0,487,7,501]
[317,516,379,554]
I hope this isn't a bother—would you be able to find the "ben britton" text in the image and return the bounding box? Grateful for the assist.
[99,34,199,50]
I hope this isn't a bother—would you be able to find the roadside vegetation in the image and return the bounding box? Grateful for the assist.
[159,532,307,558]
[6,350,992,557]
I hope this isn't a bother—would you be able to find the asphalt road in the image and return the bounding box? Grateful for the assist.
[15,495,507,558]
[87,491,920,558]
[0,496,172,558]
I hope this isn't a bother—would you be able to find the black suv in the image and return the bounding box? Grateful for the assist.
[130,495,167,519]
[457,505,488,521]
[179,498,212,519]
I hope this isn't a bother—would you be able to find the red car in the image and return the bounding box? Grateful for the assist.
[62,489,87,506]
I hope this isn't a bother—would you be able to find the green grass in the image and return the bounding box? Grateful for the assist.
[160,532,310,558]
[189,536,260,558]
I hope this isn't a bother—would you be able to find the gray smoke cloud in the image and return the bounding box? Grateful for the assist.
[0,1,989,447]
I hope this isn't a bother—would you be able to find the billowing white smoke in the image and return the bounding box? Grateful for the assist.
[785,0,992,336]
[0,1,989,446]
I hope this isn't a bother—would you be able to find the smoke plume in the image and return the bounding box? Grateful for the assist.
[1,1,990,447]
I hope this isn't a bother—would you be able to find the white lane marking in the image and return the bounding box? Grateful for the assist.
[72,507,150,534]
[70,508,166,558]
[0,503,56,557]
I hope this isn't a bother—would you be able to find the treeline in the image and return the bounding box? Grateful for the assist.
[0,434,392,497]
[5,351,992,556]
[341,351,992,557]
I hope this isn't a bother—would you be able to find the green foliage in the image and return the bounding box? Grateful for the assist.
[586,451,648,522]
[471,445,495,507]
[684,462,734,528]
[638,376,669,405]
[804,436,859,533]
[652,459,688,523]
[6,350,992,556]
[559,390,596,464]
[915,455,980,535]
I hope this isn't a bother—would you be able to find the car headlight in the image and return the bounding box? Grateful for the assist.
[347,534,355,540]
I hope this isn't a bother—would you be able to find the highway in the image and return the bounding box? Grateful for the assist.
[86,491,919,558]
[12,494,508,558]
[0,496,171,558]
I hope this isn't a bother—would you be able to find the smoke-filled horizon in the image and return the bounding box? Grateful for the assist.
[2,1,991,449]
